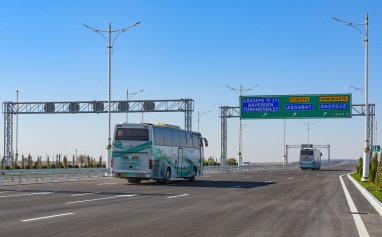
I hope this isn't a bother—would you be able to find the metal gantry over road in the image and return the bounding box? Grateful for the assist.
[219,104,375,166]
[2,99,193,167]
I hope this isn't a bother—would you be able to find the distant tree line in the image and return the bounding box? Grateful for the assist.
[202,156,238,166]
[2,154,106,170]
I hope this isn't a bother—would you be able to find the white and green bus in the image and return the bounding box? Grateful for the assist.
[111,123,208,184]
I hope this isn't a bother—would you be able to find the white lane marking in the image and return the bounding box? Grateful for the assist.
[21,213,74,222]
[244,176,252,179]
[287,177,294,180]
[304,175,309,177]
[0,191,12,194]
[265,181,273,183]
[167,194,189,199]
[212,179,223,181]
[202,175,211,178]
[70,193,95,197]
[231,185,242,188]
[339,175,370,237]
[65,194,137,204]
[97,182,117,186]
[267,174,272,176]
[0,192,53,198]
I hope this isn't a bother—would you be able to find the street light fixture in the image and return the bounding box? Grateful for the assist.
[126,89,144,123]
[226,84,258,166]
[349,85,365,93]
[83,21,141,169]
[198,110,211,132]
[333,14,369,182]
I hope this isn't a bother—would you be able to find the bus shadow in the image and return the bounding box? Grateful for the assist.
[140,179,275,189]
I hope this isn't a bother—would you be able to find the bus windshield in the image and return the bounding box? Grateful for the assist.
[115,128,149,141]
[300,149,313,156]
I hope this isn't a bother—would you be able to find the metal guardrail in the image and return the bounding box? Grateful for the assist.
[202,160,345,174]
[0,168,110,185]
[203,164,300,174]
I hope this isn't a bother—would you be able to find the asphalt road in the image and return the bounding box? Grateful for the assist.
[0,163,381,237]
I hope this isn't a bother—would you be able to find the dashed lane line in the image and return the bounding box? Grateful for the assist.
[65,194,137,204]
[167,194,189,199]
[97,182,118,186]
[21,213,74,222]
[70,193,95,197]
[0,192,53,198]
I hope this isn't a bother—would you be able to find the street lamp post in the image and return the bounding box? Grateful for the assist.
[126,89,143,123]
[83,21,141,169]
[226,84,258,166]
[301,121,316,145]
[333,14,369,181]
[198,110,211,132]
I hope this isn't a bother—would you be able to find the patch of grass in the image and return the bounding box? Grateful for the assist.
[351,173,382,203]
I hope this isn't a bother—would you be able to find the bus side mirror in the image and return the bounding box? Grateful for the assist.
[203,138,208,147]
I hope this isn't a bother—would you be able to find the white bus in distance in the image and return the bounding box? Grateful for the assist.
[111,123,208,184]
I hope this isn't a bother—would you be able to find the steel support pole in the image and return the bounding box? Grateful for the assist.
[106,23,112,168]
[362,14,370,181]
[3,102,13,168]
[184,99,192,131]
[220,107,228,166]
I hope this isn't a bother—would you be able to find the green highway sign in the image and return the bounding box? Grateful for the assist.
[372,145,380,152]
[240,94,352,119]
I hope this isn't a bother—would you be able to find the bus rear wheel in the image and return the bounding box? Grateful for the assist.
[127,178,141,184]
[188,167,197,182]
[164,168,171,184]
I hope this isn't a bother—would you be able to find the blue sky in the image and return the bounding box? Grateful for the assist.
[1,0,381,162]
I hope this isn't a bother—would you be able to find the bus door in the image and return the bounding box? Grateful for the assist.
[177,148,183,177]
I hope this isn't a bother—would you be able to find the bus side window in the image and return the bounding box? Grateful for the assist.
[172,130,180,147]
[192,135,200,148]
[163,129,172,146]
[186,133,193,148]
[154,127,164,146]
[180,132,187,147]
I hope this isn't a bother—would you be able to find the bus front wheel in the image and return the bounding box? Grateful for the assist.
[164,168,171,184]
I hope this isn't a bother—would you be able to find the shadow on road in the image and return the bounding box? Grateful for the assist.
[139,179,275,189]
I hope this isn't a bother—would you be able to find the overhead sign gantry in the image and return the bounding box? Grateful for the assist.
[220,95,375,166]
[2,99,193,167]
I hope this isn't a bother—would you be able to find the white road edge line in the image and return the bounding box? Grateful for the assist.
[21,213,74,222]
[339,175,370,237]
[65,194,137,204]
[167,194,189,199]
